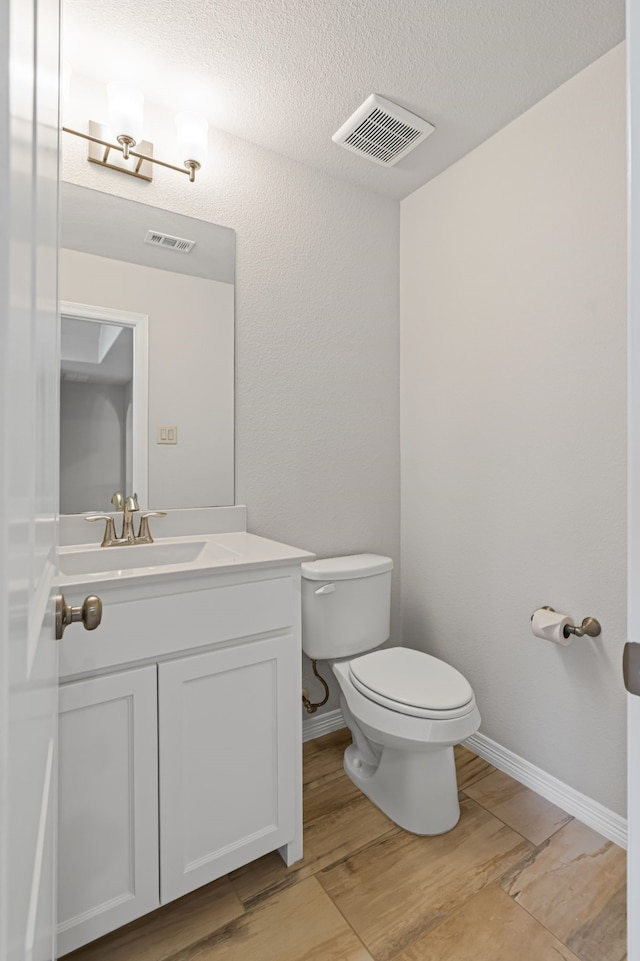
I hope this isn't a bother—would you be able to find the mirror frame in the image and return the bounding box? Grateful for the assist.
[60,300,149,509]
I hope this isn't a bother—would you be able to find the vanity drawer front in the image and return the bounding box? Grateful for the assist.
[59,573,298,678]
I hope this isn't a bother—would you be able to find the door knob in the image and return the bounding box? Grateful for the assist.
[623,642,640,696]
[55,593,103,640]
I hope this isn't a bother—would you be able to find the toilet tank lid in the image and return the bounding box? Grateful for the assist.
[301,554,393,581]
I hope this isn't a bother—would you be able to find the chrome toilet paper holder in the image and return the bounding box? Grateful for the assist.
[533,606,602,639]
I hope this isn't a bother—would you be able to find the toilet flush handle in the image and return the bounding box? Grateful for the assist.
[315,583,335,595]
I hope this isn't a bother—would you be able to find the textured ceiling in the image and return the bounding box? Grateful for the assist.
[63,0,625,200]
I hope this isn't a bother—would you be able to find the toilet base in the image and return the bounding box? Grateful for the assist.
[341,712,461,835]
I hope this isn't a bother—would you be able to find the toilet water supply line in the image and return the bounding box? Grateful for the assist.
[302,659,331,714]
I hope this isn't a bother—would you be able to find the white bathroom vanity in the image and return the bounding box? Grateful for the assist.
[56,508,313,956]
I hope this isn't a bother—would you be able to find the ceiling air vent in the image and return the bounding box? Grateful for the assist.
[332,94,435,167]
[144,230,195,253]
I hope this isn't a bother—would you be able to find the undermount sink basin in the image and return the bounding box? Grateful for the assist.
[58,538,234,576]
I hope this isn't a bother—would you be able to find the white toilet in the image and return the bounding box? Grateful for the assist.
[301,554,481,835]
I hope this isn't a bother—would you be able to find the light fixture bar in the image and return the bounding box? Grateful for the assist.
[62,126,201,183]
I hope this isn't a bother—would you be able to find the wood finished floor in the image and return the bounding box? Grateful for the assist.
[64,729,627,961]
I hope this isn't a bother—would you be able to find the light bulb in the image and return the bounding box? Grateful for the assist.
[107,82,144,144]
[175,111,208,165]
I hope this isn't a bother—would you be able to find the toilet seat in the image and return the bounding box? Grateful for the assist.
[348,647,475,720]
[333,659,480,747]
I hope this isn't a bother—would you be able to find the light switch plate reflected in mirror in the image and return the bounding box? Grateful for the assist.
[157,426,178,445]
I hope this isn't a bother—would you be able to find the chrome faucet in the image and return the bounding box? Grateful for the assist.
[85,492,166,546]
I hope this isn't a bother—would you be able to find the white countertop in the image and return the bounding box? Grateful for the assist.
[58,530,315,589]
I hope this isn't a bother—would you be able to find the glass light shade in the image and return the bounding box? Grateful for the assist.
[175,112,208,164]
[107,82,144,143]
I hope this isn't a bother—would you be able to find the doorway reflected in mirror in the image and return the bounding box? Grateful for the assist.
[60,303,148,514]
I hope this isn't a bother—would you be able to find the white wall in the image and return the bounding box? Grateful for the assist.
[62,75,400,712]
[401,45,627,813]
[60,249,234,510]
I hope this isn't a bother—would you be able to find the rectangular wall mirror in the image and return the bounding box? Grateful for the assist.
[59,183,235,513]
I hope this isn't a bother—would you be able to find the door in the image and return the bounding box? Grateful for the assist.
[629,3,640,958]
[0,1,61,959]
[57,667,159,956]
[158,637,297,904]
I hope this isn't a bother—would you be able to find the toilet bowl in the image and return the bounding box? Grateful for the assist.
[301,555,481,835]
[332,649,480,834]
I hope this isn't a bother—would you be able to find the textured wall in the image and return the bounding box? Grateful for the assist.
[62,76,401,712]
[400,45,627,813]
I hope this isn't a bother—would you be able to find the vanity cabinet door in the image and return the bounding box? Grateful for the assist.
[57,666,160,956]
[158,635,297,903]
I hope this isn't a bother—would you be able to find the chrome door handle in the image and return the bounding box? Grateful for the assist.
[623,642,640,696]
[55,593,103,641]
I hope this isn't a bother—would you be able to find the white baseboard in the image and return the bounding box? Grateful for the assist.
[302,708,346,742]
[465,732,627,849]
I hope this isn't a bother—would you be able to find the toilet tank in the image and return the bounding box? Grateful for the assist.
[301,554,393,659]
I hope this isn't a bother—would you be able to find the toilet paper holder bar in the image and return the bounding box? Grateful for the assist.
[534,606,602,639]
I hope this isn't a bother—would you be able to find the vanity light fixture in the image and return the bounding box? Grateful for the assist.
[62,82,208,184]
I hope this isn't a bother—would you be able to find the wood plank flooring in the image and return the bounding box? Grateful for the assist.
[64,729,627,961]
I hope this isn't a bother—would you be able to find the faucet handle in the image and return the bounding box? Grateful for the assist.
[111,492,124,511]
[136,511,167,544]
[85,514,117,547]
